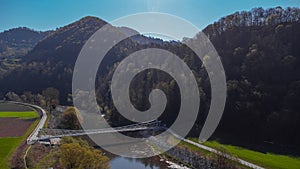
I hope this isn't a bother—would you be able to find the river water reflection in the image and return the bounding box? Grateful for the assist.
[110,156,168,169]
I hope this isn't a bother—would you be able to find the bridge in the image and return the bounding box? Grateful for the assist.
[34,120,161,143]
[4,101,161,144]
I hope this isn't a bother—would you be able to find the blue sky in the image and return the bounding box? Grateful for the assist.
[1,0,300,32]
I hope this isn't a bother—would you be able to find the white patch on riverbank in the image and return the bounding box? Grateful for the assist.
[165,160,191,169]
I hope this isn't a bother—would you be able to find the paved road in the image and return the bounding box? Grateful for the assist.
[6,101,47,144]
[168,130,265,169]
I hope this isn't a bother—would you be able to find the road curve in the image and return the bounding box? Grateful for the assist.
[6,101,47,144]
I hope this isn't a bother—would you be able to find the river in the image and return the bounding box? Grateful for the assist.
[109,156,167,169]
[104,151,190,169]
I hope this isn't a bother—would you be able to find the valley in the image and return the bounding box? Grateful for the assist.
[0,4,300,169]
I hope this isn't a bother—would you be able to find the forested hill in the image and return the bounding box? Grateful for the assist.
[0,7,300,152]
[201,7,300,152]
[0,27,50,58]
[24,16,107,63]
[204,6,300,37]
[0,27,51,73]
[0,16,108,100]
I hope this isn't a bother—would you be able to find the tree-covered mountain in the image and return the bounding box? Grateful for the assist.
[0,27,51,74]
[0,16,108,99]
[0,27,50,58]
[1,7,300,154]
[204,11,300,153]
[24,16,107,64]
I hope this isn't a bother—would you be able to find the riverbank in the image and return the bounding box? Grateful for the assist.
[199,139,300,169]
[150,136,248,169]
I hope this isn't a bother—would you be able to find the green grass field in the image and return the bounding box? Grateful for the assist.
[0,137,23,169]
[0,111,38,118]
[189,138,300,169]
[0,108,39,169]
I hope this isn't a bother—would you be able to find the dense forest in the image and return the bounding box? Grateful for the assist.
[0,7,299,154]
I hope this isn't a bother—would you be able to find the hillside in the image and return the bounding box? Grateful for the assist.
[204,20,300,153]
[0,27,50,58]
[25,16,107,63]
[0,27,51,73]
[0,7,300,154]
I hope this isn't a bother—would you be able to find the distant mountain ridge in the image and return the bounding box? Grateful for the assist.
[23,16,165,64]
[204,6,300,37]
[0,27,51,58]
[25,16,107,64]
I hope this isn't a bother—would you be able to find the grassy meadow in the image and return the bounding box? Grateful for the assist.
[0,111,38,118]
[0,104,39,169]
[0,137,23,169]
[189,138,300,169]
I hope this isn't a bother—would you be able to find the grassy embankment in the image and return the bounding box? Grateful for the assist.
[188,138,300,169]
